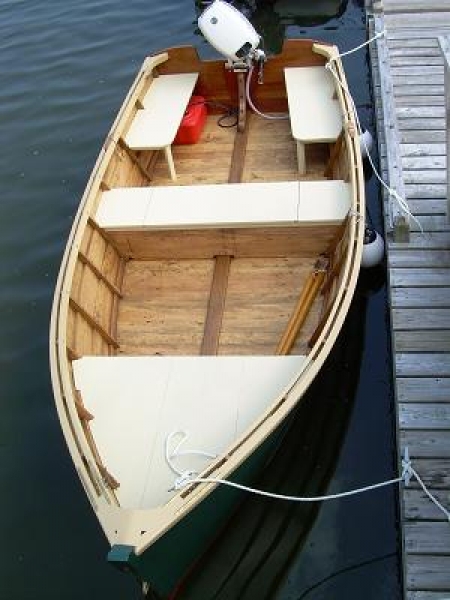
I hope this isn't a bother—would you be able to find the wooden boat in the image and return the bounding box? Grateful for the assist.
[49,37,365,598]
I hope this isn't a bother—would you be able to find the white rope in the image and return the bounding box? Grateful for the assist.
[166,434,450,522]
[325,32,424,234]
[329,29,387,60]
[165,430,217,478]
[172,472,405,501]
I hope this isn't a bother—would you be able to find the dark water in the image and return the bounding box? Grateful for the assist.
[0,1,401,598]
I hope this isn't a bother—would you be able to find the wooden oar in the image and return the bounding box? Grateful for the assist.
[276,258,328,355]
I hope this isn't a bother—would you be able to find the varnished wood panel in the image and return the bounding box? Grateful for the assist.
[149,115,236,186]
[219,257,321,355]
[117,259,214,355]
[106,225,338,260]
[155,40,325,113]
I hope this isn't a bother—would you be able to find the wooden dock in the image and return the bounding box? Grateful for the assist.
[367,1,450,597]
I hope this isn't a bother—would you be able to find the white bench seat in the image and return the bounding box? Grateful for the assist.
[124,72,199,180]
[73,355,306,509]
[95,180,351,230]
[284,66,343,175]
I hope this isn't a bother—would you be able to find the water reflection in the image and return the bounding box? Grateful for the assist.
[194,0,348,53]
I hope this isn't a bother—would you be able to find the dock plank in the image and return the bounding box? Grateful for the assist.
[395,330,450,352]
[389,233,450,250]
[396,353,450,377]
[389,250,450,267]
[405,459,450,489]
[393,309,450,331]
[399,403,450,429]
[400,430,450,458]
[404,488,450,520]
[406,555,450,591]
[408,593,450,600]
[390,268,450,286]
[405,522,450,555]
[396,378,450,403]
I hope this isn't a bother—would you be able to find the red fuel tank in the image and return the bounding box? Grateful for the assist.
[174,96,207,145]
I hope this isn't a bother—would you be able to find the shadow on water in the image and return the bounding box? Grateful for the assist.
[0,0,401,598]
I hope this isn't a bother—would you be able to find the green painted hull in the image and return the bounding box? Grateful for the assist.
[108,421,289,598]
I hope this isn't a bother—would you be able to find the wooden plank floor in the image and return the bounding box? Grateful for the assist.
[368,1,450,597]
[116,257,320,356]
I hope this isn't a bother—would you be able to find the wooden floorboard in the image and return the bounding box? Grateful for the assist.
[116,257,319,356]
[368,1,450,597]
[200,255,231,355]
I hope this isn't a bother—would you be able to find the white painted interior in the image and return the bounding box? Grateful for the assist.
[72,355,306,509]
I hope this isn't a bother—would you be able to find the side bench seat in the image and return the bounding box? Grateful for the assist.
[73,355,306,509]
[284,66,343,176]
[95,180,351,230]
[124,72,199,181]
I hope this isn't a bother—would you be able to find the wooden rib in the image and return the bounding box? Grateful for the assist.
[276,262,327,355]
[97,464,120,490]
[75,391,94,422]
[69,297,119,349]
[87,217,126,259]
[324,129,344,178]
[67,346,81,361]
[78,250,123,298]
[228,114,250,183]
[201,255,232,355]
[118,138,153,182]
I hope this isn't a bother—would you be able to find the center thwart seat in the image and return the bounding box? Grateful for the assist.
[95,180,351,230]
